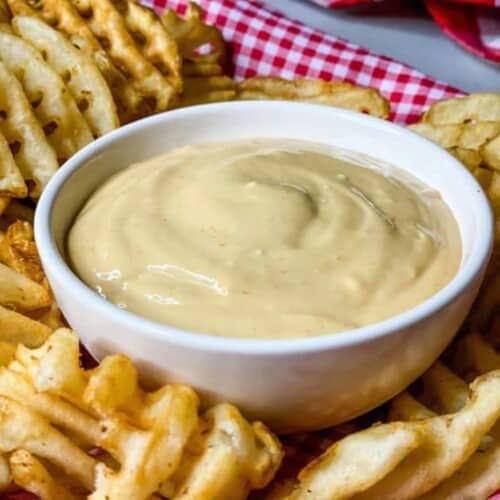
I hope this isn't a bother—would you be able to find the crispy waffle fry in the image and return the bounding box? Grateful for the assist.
[0,131,27,198]
[0,29,93,163]
[12,15,119,137]
[0,329,282,499]
[162,404,283,499]
[6,0,142,124]
[0,59,58,198]
[69,0,176,115]
[237,77,390,118]
[269,369,500,499]
[423,92,500,125]
[410,121,500,151]
[118,0,182,92]
[0,221,45,284]
[9,449,77,500]
[178,75,236,107]
[0,396,95,489]
[409,122,462,148]
[161,2,227,77]
[0,305,51,347]
[0,262,50,311]
[414,334,500,499]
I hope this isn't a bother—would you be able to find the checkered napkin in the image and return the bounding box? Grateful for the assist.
[146,0,463,123]
[312,0,500,63]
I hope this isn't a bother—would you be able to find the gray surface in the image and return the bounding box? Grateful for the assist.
[262,0,500,92]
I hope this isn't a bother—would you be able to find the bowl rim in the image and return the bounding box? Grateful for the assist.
[35,101,494,356]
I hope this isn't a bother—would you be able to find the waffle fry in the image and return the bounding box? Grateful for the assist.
[12,15,119,137]
[0,58,58,198]
[410,121,500,150]
[237,77,391,118]
[119,0,182,92]
[0,262,50,311]
[68,0,177,116]
[178,75,236,107]
[161,2,227,77]
[0,28,93,163]
[0,329,282,499]
[6,0,142,124]
[266,367,500,499]
[0,221,45,284]
[9,449,76,499]
[423,92,500,125]
[0,131,27,198]
[0,305,51,347]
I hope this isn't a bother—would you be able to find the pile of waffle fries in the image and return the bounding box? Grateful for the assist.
[0,0,497,497]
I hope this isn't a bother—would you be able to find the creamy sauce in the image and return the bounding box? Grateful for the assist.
[67,140,461,339]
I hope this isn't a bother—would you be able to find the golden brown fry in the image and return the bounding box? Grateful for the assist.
[447,146,482,171]
[6,0,141,124]
[161,2,227,77]
[69,0,176,116]
[0,396,95,489]
[0,28,93,163]
[237,77,390,118]
[119,0,182,92]
[178,75,236,107]
[0,59,58,198]
[273,370,500,500]
[0,305,51,347]
[9,449,77,500]
[0,220,45,284]
[13,15,119,137]
[0,262,50,311]
[0,131,27,198]
[162,405,283,499]
[423,93,500,125]
[410,122,462,148]
[3,329,282,499]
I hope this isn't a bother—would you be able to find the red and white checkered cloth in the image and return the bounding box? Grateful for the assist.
[314,0,500,63]
[145,0,462,124]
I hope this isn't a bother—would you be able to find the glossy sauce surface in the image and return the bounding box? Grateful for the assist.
[67,140,461,339]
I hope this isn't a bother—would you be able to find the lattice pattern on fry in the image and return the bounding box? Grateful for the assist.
[12,15,119,137]
[0,329,283,499]
[264,360,500,500]
[0,58,58,198]
[68,0,176,116]
[0,28,93,163]
[236,77,391,118]
[119,0,182,92]
[0,130,27,198]
[161,2,227,78]
[6,0,142,124]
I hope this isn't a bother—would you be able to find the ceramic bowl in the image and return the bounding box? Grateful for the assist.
[35,102,493,433]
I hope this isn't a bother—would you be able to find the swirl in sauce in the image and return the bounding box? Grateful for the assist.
[67,140,461,339]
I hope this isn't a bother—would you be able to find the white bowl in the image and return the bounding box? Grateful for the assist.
[35,102,493,433]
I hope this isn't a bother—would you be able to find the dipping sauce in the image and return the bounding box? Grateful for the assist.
[67,140,461,339]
